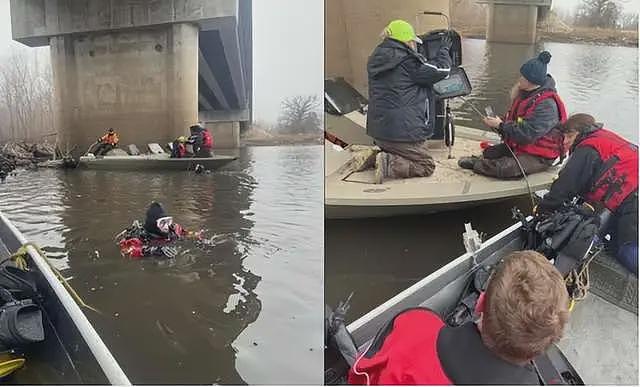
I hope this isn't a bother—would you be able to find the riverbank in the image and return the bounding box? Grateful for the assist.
[240,128,323,147]
[456,26,638,48]
[1,141,56,166]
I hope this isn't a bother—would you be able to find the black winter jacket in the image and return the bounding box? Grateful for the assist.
[539,124,638,246]
[366,38,451,143]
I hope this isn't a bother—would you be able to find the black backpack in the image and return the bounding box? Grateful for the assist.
[418,29,462,67]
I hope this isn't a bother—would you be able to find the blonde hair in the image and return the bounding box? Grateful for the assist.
[380,26,391,40]
[509,81,521,105]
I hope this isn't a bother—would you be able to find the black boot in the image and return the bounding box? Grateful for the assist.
[458,156,479,170]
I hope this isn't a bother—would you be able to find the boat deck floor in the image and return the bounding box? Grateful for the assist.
[559,292,638,385]
[326,137,560,205]
[563,251,639,384]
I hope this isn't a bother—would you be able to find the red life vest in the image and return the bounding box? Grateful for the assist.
[178,143,187,158]
[578,128,638,211]
[202,129,213,149]
[505,90,567,159]
[347,308,540,385]
[348,309,452,385]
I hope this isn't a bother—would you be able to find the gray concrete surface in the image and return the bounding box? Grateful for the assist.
[50,23,198,150]
[10,0,250,150]
[10,0,238,46]
[480,0,552,44]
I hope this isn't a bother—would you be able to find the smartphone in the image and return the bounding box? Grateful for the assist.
[484,106,495,117]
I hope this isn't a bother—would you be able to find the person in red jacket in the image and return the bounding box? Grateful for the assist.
[348,250,569,385]
[459,51,567,178]
[538,114,638,275]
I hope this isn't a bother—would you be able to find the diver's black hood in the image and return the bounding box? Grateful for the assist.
[144,202,168,236]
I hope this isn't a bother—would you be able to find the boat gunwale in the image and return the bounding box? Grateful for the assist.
[0,211,131,385]
[79,155,237,162]
[324,181,554,207]
[347,221,524,338]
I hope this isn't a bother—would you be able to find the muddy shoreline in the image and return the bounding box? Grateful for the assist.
[240,131,323,147]
[457,27,638,48]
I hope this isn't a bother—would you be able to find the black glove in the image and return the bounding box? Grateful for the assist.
[441,33,452,51]
[495,123,505,138]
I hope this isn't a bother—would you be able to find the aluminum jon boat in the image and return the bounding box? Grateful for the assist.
[325,221,638,385]
[0,211,130,385]
[324,78,562,219]
[78,153,237,171]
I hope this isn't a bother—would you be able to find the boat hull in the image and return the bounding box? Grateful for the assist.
[78,155,237,171]
[326,196,525,219]
[0,212,129,385]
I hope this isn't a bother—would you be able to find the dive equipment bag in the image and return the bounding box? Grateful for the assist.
[418,29,462,67]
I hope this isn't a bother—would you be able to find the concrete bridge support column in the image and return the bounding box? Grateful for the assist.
[50,23,199,151]
[486,3,539,44]
[325,0,450,94]
[206,122,241,149]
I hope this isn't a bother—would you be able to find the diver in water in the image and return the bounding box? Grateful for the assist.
[143,202,186,239]
[118,202,193,259]
[117,202,229,259]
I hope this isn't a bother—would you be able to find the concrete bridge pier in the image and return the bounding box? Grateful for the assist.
[10,0,251,152]
[49,23,199,151]
[481,0,552,44]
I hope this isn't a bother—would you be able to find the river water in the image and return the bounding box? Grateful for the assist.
[326,39,638,318]
[0,145,323,384]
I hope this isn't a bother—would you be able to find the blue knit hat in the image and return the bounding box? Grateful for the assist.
[520,51,552,86]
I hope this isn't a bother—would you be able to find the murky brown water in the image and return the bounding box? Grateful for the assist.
[326,39,638,320]
[0,145,323,384]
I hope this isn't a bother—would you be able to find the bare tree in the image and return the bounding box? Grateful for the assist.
[575,0,623,28]
[0,49,54,143]
[620,12,639,30]
[276,95,322,134]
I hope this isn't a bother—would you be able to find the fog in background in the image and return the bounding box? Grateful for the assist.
[252,0,324,126]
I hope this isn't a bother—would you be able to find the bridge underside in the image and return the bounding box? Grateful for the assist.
[10,0,251,150]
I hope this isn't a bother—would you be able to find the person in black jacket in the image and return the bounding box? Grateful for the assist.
[538,114,638,275]
[365,19,452,184]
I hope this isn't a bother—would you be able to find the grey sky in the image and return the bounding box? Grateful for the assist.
[252,0,323,124]
[0,0,323,125]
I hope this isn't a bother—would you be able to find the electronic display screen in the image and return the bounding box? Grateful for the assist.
[433,67,472,99]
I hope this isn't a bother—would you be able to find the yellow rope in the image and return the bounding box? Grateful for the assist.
[9,246,29,271]
[0,357,25,378]
[9,243,102,315]
[565,250,599,311]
